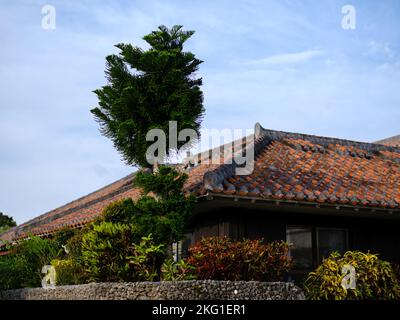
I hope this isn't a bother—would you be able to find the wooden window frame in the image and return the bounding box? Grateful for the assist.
[286,225,349,273]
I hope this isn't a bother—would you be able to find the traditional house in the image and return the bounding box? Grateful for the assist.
[1,123,400,280]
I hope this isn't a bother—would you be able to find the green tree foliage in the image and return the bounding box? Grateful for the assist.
[0,212,17,233]
[304,251,400,300]
[91,25,204,168]
[101,166,194,245]
[52,228,76,252]
[51,228,89,285]
[126,234,165,281]
[134,164,189,200]
[0,236,58,289]
[81,222,136,282]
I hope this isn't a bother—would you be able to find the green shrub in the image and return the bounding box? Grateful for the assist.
[161,258,196,281]
[102,198,135,224]
[185,237,292,281]
[393,263,400,283]
[126,234,165,281]
[82,222,165,282]
[53,228,77,250]
[304,251,400,300]
[49,227,89,285]
[0,236,58,289]
[81,222,136,282]
[0,254,27,290]
[64,228,85,261]
[51,259,87,286]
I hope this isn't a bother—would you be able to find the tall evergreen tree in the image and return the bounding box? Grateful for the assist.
[91,25,204,168]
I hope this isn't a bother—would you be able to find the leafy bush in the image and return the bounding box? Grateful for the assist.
[185,237,292,281]
[50,227,89,285]
[81,222,136,282]
[102,198,135,224]
[161,258,196,281]
[82,223,165,282]
[52,228,77,252]
[0,254,28,290]
[51,259,86,286]
[64,228,86,261]
[0,236,58,289]
[304,251,400,300]
[393,263,400,283]
[126,234,165,281]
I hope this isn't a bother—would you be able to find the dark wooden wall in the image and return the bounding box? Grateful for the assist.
[184,207,400,266]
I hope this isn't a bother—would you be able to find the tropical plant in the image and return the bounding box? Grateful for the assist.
[0,236,58,289]
[126,234,165,281]
[304,251,400,300]
[81,222,136,282]
[161,258,196,281]
[51,258,87,286]
[185,237,292,281]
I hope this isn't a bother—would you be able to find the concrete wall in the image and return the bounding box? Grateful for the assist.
[0,281,305,300]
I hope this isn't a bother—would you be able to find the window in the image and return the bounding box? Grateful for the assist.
[286,225,348,270]
[317,227,348,263]
[172,241,183,262]
[286,226,313,269]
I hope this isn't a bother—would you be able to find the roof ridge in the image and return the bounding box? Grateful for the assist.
[255,123,400,153]
[375,134,400,147]
[202,126,268,192]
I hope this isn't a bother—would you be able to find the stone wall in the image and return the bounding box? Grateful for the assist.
[0,281,305,300]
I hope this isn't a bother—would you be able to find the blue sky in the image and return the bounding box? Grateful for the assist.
[0,0,399,224]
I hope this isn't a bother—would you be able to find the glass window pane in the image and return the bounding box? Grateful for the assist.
[317,228,347,262]
[286,226,313,269]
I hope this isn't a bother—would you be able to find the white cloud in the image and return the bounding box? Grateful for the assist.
[376,60,400,72]
[245,49,325,66]
[366,41,395,59]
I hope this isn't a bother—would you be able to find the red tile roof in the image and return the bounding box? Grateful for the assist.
[192,126,400,209]
[1,123,400,243]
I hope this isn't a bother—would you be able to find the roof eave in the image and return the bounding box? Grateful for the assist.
[195,192,400,218]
